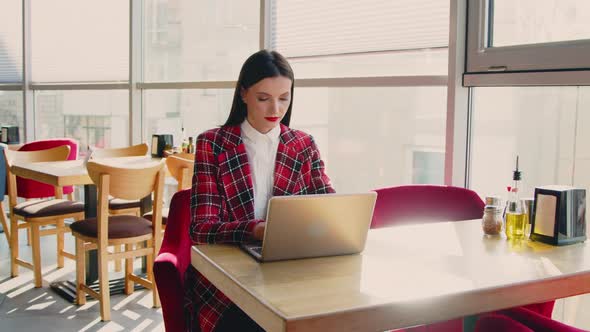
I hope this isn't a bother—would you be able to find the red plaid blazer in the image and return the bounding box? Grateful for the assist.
[185,124,335,332]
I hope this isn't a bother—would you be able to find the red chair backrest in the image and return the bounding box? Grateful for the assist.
[154,189,191,332]
[17,139,78,199]
[371,185,485,228]
[158,189,192,275]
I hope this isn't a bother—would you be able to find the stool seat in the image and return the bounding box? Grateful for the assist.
[71,215,153,239]
[14,199,84,218]
[108,198,141,210]
[143,208,169,225]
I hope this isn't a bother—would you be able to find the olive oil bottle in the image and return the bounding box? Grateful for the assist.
[505,211,527,239]
[505,156,527,239]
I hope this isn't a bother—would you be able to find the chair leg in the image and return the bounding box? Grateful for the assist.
[114,245,122,272]
[31,224,42,288]
[0,204,10,244]
[56,218,65,268]
[10,215,19,277]
[26,226,31,246]
[98,245,111,321]
[148,240,160,308]
[124,243,134,295]
[75,238,86,305]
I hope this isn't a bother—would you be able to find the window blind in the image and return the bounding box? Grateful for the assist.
[270,0,449,58]
[0,0,23,83]
[31,0,129,82]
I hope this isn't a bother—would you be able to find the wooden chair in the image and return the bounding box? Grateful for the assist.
[91,143,149,159]
[166,152,195,192]
[70,159,165,321]
[91,143,149,217]
[92,143,150,271]
[17,139,78,246]
[144,152,194,227]
[4,145,85,287]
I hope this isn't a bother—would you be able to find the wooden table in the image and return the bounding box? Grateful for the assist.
[191,220,590,332]
[10,156,159,302]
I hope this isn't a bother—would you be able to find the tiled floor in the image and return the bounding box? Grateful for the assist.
[0,227,164,332]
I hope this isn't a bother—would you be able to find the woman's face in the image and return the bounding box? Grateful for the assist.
[241,76,292,134]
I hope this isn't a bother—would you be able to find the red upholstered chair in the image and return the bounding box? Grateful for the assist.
[475,313,533,332]
[17,138,78,199]
[371,185,485,229]
[475,307,586,332]
[372,185,554,331]
[372,185,485,332]
[154,189,191,332]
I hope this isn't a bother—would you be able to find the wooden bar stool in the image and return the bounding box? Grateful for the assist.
[91,143,150,217]
[143,152,194,228]
[70,159,165,321]
[4,145,85,287]
[92,143,149,271]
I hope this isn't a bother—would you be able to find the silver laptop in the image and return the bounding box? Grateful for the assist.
[241,192,377,262]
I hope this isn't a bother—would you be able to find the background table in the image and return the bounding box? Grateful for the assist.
[192,220,590,332]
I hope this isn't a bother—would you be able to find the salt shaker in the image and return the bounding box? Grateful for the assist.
[482,205,503,235]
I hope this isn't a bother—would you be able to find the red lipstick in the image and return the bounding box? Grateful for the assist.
[265,117,280,122]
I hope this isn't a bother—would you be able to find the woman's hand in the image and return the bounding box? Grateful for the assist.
[252,222,266,241]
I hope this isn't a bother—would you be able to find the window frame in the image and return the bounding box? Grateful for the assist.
[466,0,590,81]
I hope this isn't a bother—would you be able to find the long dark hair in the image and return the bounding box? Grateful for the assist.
[223,50,294,127]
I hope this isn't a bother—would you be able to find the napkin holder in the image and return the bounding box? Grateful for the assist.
[1,126,19,144]
[531,186,586,246]
[151,134,173,158]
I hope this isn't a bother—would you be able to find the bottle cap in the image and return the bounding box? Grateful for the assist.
[485,196,502,206]
[484,205,503,212]
[513,155,522,181]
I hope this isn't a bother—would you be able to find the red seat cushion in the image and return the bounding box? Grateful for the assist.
[17,139,78,199]
[71,215,153,239]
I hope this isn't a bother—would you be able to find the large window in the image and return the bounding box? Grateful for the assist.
[142,0,259,146]
[470,87,590,210]
[491,0,590,47]
[30,0,129,82]
[35,90,128,152]
[292,87,447,193]
[466,0,590,73]
[0,1,23,140]
[0,0,22,83]
[272,0,449,78]
[271,0,449,188]
[143,0,259,82]
[143,89,233,146]
[0,91,23,142]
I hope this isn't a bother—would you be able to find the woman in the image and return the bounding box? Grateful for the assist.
[184,50,335,332]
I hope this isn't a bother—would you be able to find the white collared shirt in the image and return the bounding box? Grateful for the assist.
[241,120,281,220]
